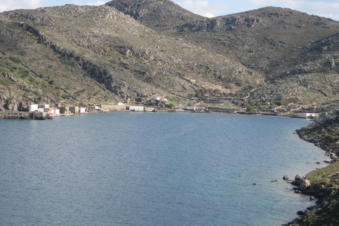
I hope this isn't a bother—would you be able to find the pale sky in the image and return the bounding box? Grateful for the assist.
[0,0,338,21]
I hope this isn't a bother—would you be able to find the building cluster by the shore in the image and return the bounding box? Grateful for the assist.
[25,102,157,120]
[29,104,87,117]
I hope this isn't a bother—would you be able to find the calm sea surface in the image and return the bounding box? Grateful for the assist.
[0,112,329,226]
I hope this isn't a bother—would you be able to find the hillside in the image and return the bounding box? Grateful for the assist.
[108,0,339,112]
[243,32,339,112]
[0,0,338,113]
[0,4,263,111]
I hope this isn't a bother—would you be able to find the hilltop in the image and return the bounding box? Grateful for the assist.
[106,0,203,31]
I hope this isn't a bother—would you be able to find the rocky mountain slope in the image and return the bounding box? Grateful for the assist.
[0,0,338,112]
[108,0,339,112]
[106,0,203,31]
[0,4,262,111]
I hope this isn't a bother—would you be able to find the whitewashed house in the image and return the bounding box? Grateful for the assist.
[80,107,86,114]
[129,106,145,112]
[118,102,125,106]
[49,107,60,115]
[29,104,39,112]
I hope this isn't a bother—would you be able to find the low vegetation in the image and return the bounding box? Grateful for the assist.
[290,114,339,225]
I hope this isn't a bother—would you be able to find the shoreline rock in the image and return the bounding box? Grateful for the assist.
[286,113,339,225]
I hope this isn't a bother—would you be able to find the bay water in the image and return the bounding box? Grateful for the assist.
[0,113,328,225]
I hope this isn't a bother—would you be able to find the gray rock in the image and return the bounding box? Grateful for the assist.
[330,153,337,160]
[295,174,302,181]
[297,210,304,216]
[299,179,311,190]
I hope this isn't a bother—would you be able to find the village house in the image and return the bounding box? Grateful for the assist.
[129,106,145,112]
[48,107,60,116]
[80,107,86,114]
[29,104,39,112]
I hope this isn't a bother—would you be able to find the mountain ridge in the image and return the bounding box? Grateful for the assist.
[0,0,338,113]
[0,4,263,111]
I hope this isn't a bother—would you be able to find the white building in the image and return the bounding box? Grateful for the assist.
[295,113,319,119]
[49,108,60,115]
[29,104,39,112]
[129,106,145,112]
[80,107,86,113]
[54,108,60,115]
[118,102,125,106]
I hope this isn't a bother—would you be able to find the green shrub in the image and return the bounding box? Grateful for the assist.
[61,94,72,99]
[60,107,66,114]
[9,56,21,64]
[167,103,175,109]
[246,105,255,113]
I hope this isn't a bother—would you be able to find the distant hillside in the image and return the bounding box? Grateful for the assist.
[109,1,339,112]
[0,4,262,111]
[0,0,338,113]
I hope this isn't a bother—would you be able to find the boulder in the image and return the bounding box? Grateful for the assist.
[297,210,304,216]
[283,175,289,180]
[292,174,303,186]
[295,174,302,181]
[299,179,311,190]
[330,153,337,160]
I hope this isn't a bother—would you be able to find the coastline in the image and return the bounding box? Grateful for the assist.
[286,114,338,225]
[0,106,317,120]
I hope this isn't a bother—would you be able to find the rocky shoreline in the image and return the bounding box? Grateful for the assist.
[285,112,339,226]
